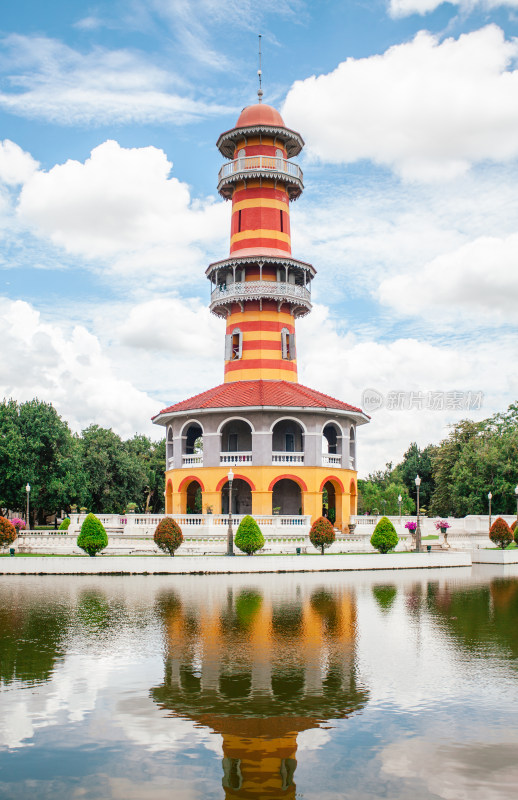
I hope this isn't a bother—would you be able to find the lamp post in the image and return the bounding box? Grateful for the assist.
[415,475,421,553]
[226,468,235,556]
[26,483,31,529]
[488,491,492,532]
[398,494,402,521]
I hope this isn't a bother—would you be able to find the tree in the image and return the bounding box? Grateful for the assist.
[0,517,17,551]
[235,515,265,555]
[396,443,436,512]
[80,426,147,514]
[77,513,108,557]
[489,517,513,550]
[309,516,335,555]
[154,518,183,556]
[0,399,25,515]
[370,516,399,553]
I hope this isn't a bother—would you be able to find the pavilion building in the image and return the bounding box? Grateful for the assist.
[152,100,369,526]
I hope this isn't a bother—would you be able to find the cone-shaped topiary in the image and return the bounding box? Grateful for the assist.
[77,513,108,557]
[0,517,17,551]
[309,516,335,555]
[489,517,513,550]
[59,517,71,530]
[370,516,399,554]
[511,520,517,533]
[154,517,183,556]
[235,515,265,555]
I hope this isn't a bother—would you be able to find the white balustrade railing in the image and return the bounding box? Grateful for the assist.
[211,281,311,305]
[218,155,303,184]
[272,452,304,464]
[220,452,253,465]
[322,454,341,467]
[182,454,203,467]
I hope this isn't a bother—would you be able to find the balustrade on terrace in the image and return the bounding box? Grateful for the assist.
[220,452,253,465]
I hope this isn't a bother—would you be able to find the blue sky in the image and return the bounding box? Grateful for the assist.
[1,0,518,475]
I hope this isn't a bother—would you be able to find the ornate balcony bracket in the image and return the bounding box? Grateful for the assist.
[210,281,312,318]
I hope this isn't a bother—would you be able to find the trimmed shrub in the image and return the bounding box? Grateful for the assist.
[0,517,17,551]
[59,517,71,531]
[489,517,513,550]
[309,516,335,555]
[511,520,517,533]
[235,515,265,555]
[327,507,336,525]
[154,517,183,556]
[77,513,108,557]
[371,516,399,554]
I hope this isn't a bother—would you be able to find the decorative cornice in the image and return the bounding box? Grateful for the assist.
[216,125,304,159]
[206,255,316,279]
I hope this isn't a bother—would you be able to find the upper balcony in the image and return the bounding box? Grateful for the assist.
[210,280,312,318]
[217,155,303,200]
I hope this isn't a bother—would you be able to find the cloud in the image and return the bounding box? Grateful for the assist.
[388,0,518,18]
[0,140,39,186]
[17,139,229,282]
[0,298,160,438]
[0,34,229,125]
[282,25,518,181]
[379,232,518,318]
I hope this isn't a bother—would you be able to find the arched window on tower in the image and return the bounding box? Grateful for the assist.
[281,328,296,361]
[225,328,242,361]
[166,426,174,469]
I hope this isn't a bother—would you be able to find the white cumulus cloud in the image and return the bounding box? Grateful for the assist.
[283,25,518,181]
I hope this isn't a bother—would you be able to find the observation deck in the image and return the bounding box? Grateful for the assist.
[209,280,312,318]
[217,155,303,200]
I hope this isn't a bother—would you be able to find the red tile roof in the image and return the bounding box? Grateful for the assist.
[153,380,364,419]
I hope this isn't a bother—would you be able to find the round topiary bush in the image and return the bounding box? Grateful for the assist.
[235,515,265,555]
[370,516,399,554]
[154,517,183,556]
[309,516,336,555]
[489,517,513,550]
[77,513,108,557]
[0,517,17,551]
[511,520,517,533]
[59,517,71,531]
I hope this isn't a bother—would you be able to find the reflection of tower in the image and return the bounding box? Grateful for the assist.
[151,583,369,799]
[153,89,369,526]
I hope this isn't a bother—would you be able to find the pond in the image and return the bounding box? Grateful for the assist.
[0,566,517,799]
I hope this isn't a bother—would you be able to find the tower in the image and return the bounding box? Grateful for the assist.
[153,96,369,526]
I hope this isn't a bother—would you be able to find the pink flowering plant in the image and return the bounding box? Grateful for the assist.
[435,520,450,531]
[405,521,417,532]
[11,518,26,531]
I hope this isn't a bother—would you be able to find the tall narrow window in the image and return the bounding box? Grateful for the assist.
[238,209,242,232]
[285,433,295,452]
[228,433,238,452]
[281,328,296,360]
[280,209,283,232]
[225,330,242,361]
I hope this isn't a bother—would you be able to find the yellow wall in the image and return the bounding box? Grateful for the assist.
[165,465,357,527]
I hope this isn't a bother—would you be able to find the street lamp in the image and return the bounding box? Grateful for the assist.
[515,486,518,527]
[226,468,235,556]
[415,475,422,553]
[488,491,492,532]
[398,494,402,521]
[26,483,31,529]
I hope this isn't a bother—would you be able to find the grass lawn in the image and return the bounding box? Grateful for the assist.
[422,535,439,540]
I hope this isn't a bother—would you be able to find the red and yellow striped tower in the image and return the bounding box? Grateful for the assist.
[207,103,314,383]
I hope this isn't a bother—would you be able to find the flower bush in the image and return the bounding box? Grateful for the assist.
[77,513,108,557]
[405,521,417,532]
[0,516,18,551]
[154,518,183,556]
[11,517,26,532]
[235,515,265,555]
[309,516,335,555]
[371,517,399,554]
[489,517,513,550]
[435,520,450,531]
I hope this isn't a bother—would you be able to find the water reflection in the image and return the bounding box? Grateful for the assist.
[151,584,369,798]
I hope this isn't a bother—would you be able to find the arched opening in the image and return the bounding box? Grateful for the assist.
[350,479,357,516]
[219,419,253,464]
[166,427,174,470]
[165,479,173,514]
[272,419,304,464]
[349,426,356,469]
[221,478,252,515]
[186,480,202,514]
[322,422,342,466]
[322,479,344,527]
[272,478,302,516]
[182,422,203,467]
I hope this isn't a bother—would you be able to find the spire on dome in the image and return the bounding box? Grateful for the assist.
[257,33,263,103]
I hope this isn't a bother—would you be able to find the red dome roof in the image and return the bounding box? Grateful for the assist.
[236,103,285,129]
